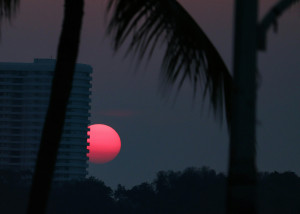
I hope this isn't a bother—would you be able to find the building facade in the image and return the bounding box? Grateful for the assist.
[0,58,92,181]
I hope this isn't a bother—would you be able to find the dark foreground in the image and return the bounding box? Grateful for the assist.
[1,167,300,214]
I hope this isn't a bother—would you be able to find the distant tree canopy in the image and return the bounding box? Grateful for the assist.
[89,167,226,214]
[1,167,300,214]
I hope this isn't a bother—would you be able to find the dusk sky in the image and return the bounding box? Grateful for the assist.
[0,0,299,188]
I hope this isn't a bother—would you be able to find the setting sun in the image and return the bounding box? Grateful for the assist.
[87,124,121,164]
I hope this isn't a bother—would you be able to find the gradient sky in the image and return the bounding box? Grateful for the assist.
[0,0,299,188]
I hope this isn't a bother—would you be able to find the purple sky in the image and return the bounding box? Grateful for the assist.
[1,0,300,188]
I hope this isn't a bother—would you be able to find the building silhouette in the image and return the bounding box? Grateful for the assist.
[0,58,92,181]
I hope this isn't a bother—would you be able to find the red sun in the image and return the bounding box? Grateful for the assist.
[87,124,121,164]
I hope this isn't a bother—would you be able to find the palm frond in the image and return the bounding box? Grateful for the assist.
[107,0,232,124]
[0,0,19,20]
[258,0,300,50]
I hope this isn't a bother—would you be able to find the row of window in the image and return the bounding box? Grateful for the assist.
[73,79,91,85]
[0,150,38,156]
[0,142,38,147]
[0,92,50,97]
[0,128,42,133]
[0,139,87,147]
[0,114,45,119]
[0,157,22,163]
[63,130,87,135]
[55,166,87,171]
[0,78,90,85]
[0,122,43,127]
[65,115,89,120]
[0,69,90,76]
[0,106,89,113]
[58,151,88,156]
[0,100,49,105]
[0,150,87,157]
[0,70,53,76]
[69,94,91,99]
[0,136,40,141]
[56,159,86,164]
[0,85,50,90]
[0,135,88,141]
[3,107,47,111]
[68,100,89,106]
[0,78,24,83]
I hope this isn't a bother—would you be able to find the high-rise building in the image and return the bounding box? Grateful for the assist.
[0,58,92,181]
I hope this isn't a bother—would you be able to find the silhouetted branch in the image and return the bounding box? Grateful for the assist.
[258,0,300,50]
[0,0,19,20]
[107,0,232,125]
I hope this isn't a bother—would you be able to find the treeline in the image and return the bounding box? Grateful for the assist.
[1,167,300,214]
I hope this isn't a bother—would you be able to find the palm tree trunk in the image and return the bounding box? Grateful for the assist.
[227,1,258,214]
[27,0,84,213]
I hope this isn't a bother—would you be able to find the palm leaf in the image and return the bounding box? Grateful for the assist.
[0,0,19,20]
[107,0,232,125]
[258,0,300,50]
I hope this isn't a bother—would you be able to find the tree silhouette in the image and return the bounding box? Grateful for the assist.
[2,167,300,213]
[258,0,300,51]
[0,0,19,21]
[0,0,85,213]
[106,0,300,213]
[107,0,233,123]
[48,177,115,214]
[106,0,234,212]
[228,1,300,213]
[26,0,84,213]
[113,167,226,214]
[226,1,258,214]
[153,168,226,214]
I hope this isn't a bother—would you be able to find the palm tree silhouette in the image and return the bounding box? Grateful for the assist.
[227,1,258,213]
[0,1,84,213]
[0,0,19,22]
[107,0,300,213]
[228,1,299,213]
[1,1,98,213]
[26,0,84,213]
[107,0,233,123]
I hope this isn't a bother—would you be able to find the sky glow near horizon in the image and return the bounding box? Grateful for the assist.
[0,0,299,188]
